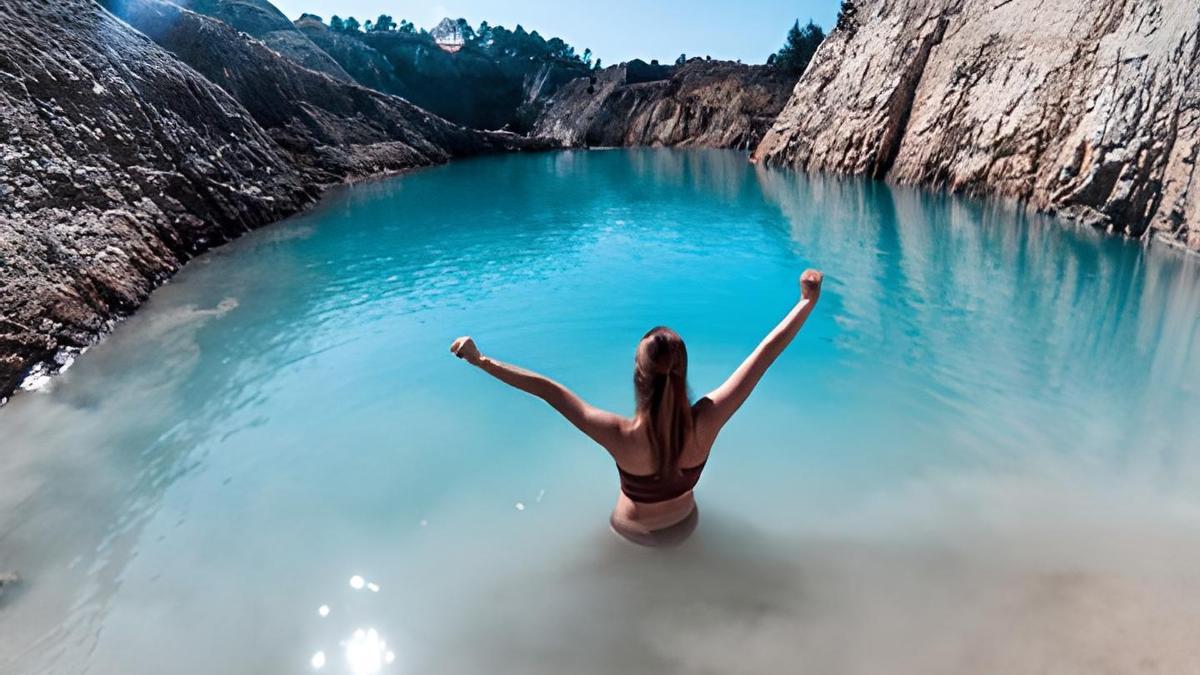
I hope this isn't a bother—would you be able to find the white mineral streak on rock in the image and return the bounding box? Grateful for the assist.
[753,0,1200,251]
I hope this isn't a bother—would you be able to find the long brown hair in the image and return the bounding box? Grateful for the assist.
[634,326,694,478]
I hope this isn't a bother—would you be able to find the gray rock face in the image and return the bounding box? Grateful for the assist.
[172,0,353,82]
[294,15,401,93]
[296,21,592,133]
[105,0,536,181]
[0,0,312,397]
[534,60,796,150]
[753,0,1200,250]
[0,0,541,398]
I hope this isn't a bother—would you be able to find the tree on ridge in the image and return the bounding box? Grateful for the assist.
[373,15,396,32]
[772,19,824,76]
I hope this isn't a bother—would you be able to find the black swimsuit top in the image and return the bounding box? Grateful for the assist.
[617,461,707,504]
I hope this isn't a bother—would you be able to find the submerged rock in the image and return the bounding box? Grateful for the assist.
[533,60,797,150]
[753,0,1200,250]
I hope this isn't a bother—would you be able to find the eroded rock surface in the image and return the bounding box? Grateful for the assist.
[104,0,537,181]
[754,0,1200,250]
[0,0,314,397]
[171,0,353,82]
[0,0,540,397]
[296,19,592,132]
[534,60,796,150]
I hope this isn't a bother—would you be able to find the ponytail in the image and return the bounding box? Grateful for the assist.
[634,327,694,478]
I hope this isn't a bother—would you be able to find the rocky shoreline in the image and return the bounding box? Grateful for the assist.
[0,0,543,398]
[533,59,796,151]
[0,0,799,400]
[3,0,1198,400]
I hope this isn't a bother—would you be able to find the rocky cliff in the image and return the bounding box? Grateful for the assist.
[753,0,1200,250]
[296,20,592,132]
[533,60,797,150]
[0,0,539,398]
[103,0,536,180]
[294,15,402,93]
[171,0,353,82]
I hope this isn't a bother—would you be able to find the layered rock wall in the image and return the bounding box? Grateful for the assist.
[0,0,539,397]
[105,0,536,180]
[753,0,1200,250]
[0,0,310,395]
[172,0,353,82]
[534,60,796,150]
[296,21,592,132]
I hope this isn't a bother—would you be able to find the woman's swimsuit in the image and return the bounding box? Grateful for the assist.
[611,461,707,546]
[617,461,707,503]
[610,505,699,547]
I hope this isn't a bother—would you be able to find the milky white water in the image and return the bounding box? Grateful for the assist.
[2,149,1199,674]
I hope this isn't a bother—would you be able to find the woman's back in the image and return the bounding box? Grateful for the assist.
[449,269,824,546]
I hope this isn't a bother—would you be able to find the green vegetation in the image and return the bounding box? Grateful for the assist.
[371,15,395,32]
[769,19,825,76]
[322,15,593,66]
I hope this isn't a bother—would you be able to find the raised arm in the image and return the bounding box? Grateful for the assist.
[697,269,823,439]
[449,336,626,452]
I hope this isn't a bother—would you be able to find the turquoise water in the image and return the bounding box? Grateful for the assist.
[2,149,1200,673]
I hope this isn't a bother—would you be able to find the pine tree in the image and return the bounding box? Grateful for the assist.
[772,19,824,76]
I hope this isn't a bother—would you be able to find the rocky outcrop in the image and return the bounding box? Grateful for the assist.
[294,15,402,93]
[103,0,538,181]
[0,0,311,397]
[753,0,1200,250]
[297,21,592,132]
[533,60,797,150]
[172,0,353,82]
[0,0,541,398]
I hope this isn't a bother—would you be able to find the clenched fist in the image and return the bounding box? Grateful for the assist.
[800,269,823,303]
[450,336,482,365]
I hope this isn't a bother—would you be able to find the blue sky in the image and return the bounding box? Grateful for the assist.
[269,0,841,64]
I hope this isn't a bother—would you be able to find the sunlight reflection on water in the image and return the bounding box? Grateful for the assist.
[1,150,1198,674]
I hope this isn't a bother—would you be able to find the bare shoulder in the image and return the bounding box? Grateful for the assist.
[609,415,648,461]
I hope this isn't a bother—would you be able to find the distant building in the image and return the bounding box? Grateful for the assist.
[431,18,465,53]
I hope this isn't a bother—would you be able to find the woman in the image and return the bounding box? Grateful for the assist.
[450,269,823,546]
